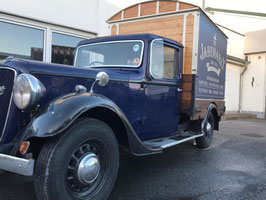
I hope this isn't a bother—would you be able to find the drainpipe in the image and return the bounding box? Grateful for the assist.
[202,0,206,10]
[239,58,251,113]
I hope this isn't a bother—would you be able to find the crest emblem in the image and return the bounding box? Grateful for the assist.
[0,86,6,96]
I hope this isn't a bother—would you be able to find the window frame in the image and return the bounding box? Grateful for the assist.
[49,29,91,64]
[0,12,96,63]
[74,40,145,68]
[149,39,179,82]
[0,18,46,61]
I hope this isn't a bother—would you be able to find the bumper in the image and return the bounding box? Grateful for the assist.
[0,153,34,176]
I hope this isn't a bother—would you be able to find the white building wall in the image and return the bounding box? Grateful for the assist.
[245,29,266,54]
[219,27,245,59]
[225,63,242,112]
[217,27,245,113]
[242,53,266,118]
[0,0,119,36]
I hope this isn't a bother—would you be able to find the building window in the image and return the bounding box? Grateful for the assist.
[51,32,85,65]
[150,39,178,79]
[0,21,44,61]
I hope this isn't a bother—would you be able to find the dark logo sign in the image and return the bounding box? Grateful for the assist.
[196,14,227,100]
[199,34,226,77]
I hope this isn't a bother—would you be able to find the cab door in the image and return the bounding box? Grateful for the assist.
[139,39,183,140]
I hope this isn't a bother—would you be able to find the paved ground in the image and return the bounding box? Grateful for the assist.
[0,119,266,200]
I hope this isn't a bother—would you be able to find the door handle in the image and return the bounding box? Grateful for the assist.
[140,83,147,89]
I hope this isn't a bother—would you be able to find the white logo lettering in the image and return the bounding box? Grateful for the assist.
[0,86,6,96]
[206,63,220,76]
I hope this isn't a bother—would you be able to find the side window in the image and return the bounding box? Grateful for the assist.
[150,40,178,80]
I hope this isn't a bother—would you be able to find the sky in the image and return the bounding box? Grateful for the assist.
[105,0,266,33]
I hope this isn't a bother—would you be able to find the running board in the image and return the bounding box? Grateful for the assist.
[143,133,204,149]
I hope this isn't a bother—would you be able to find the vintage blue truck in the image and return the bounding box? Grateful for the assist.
[0,31,226,199]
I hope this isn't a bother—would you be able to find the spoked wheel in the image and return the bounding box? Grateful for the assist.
[34,118,119,200]
[196,112,214,148]
[66,139,108,199]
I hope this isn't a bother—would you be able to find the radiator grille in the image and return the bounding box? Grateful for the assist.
[0,68,16,139]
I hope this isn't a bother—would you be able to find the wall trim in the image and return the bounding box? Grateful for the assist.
[0,10,97,36]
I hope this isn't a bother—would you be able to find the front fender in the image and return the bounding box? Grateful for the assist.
[25,92,113,138]
[18,92,159,156]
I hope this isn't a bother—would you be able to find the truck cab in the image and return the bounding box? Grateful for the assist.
[75,34,184,140]
[0,34,223,200]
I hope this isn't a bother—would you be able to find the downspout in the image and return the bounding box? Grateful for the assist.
[239,58,250,113]
[202,0,206,10]
[264,55,266,118]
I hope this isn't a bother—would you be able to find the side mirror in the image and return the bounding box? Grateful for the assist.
[96,72,109,86]
[90,72,109,93]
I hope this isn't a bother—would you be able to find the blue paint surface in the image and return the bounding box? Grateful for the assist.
[196,14,227,99]
[1,34,183,145]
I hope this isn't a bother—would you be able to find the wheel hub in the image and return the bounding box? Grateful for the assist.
[77,153,100,185]
[206,122,212,135]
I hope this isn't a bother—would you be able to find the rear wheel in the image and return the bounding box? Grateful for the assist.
[196,112,214,149]
[34,118,119,200]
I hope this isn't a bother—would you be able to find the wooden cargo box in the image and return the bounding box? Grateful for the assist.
[107,0,227,119]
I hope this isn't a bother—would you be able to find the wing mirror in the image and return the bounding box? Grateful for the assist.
[96,72,109,86]
[90,72,109,93]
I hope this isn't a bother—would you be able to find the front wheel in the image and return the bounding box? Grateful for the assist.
[34,118,119,200]
[196,112,214,149]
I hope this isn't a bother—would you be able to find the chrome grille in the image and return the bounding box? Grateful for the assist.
[0,67,16,140]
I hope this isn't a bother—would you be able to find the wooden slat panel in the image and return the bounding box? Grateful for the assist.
[119,15,184,44]
[181,74,193,103]
[184,14,194,74]
[107,1,198,22]
[181,92,192,100]
[140,1,157,16]
[109,12,122,21]
[124,5,139,19]
[181,74,194,112]
[182,74,193,82]
[182,82,192,91]
[179,2,197,10]
[159,1,177,13]
[192,100,225,120]
[111,25,117,36]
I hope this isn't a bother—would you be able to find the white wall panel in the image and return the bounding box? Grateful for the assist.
[225,63,242,112]
[0,0,119,36]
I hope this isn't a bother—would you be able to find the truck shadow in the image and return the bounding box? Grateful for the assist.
[109,142,214,200]
[0,142,213,200]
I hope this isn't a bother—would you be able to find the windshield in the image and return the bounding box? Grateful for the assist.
[75,40,144,68]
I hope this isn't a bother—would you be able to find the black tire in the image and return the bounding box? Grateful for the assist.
[196,112,214,149]
[34,118,119,200]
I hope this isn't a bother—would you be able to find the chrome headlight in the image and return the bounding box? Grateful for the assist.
[13,74,46,109]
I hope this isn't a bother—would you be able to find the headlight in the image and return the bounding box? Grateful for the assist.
[13,74,46,109]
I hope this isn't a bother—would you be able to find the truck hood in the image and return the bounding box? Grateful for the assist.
[2,59,129,82]
[29,60,130,82]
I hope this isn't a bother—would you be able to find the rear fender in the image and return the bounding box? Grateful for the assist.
[202,103,219,131]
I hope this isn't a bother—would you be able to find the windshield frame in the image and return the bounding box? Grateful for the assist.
[74,40,145,68]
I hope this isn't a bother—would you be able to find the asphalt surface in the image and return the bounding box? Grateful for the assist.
[0,119,266,200]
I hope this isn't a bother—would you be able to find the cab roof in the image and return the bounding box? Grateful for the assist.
[77,33,184,48]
